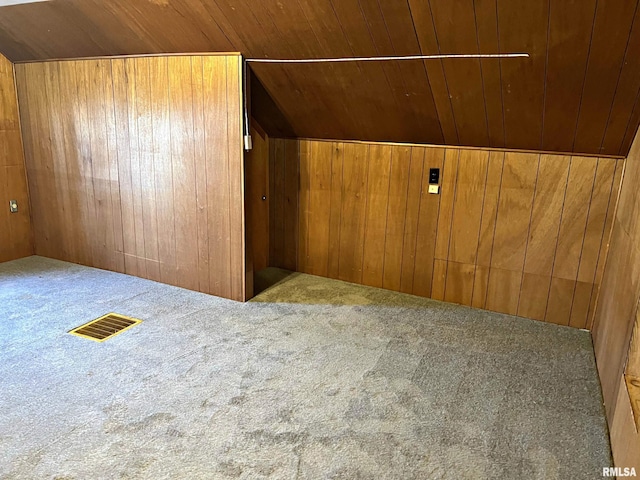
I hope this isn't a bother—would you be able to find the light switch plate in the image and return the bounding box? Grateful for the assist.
[9,200,18,213]
[428,185,440,195]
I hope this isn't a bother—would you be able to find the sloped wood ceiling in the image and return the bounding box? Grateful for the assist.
[0,0,639,156]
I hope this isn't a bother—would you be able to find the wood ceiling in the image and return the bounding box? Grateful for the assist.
[0,0,639,156]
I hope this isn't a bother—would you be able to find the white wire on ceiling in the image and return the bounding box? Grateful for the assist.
[246,53,529,64]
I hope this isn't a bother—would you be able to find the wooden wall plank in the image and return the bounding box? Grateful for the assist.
[553,156,598,280]
[282,140,299,270]
[523,154,570,276]
[338,143,368,284]
[150,56,177,286]
[546,277,576,325]
[169,56,199,290]
[304,140,332,277]
[123,58,148,277]
[518,273,552,321]
[269,138,286,269]
[399,147,425,294]
[444,261,476,306]
[16,53,246,301]
[362,144,392,288]
[434,149,460,260]
[297,139,310,274]
[134,57,161,281]
[491,152,539,271]
[476,151,504,266]
[485,267,522,315]
[382,146,411,291]
[471,265,490,309]
[412,147,444,298]
[578,158,617,284]
[326,142,343,279]
[448,150,489,264]
[191,56,210,293]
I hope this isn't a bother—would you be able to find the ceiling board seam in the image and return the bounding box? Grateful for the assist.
[495,0,506,147]
[599,0,640,155]
[571,0,600,153]
[619,81,640,156]
[472,0,491,147]
[195,0,241,52]
[426,0,458,144]
[405,0,446,143]
[539,0,552,151]
[372,0,427,138]
[293,0,362,134]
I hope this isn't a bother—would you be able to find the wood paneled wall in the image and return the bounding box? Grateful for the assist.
[245,122,270,294]
[593,125,640,470]
[15,54,247,301]
[271,139,622,327]
[269,138,299,272]
[0,53,31,263]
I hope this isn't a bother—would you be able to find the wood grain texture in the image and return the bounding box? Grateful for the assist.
[0,1,639,156]
[245,122,270,284]
[0,53,32,263]
[15,54,247,301]
[593,125,640,474]
[274,137,621,327]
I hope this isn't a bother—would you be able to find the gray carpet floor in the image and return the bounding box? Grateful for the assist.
[0,256,610,479]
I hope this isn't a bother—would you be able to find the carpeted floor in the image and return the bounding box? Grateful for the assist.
[0,256,610,479]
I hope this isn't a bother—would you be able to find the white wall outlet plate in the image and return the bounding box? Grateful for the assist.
[428,185,440,194]
[9,200,18,213]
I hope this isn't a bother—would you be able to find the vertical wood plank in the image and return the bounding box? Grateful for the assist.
[491,152,539,271]
[476,151,504,267]
[124,57,148,278]
[553,156,598,280]
[434,149,460,260]
[444,261,475,306]
[169,56,198,290]
[485,268,522,315]
[523,154,570,276]
[518,273,552,321]
[399,147,425,294]
[282,139,299,272]
[431,259,448,301]
[338,142,368,283]
[305,140,333,277]
[471,265,490,309]
[102,60,125,273]
[577,158,617,283]
[382,146,411,291]
[150,56,177,285]
[545,277,576,325]
[297,140,311,273]
[448,149,490,264]
[134,57,161,280]
[192,56,209,293]
[412,147,444,297]
[203,56,230,297]
[326,142,344,279]
[362,144,392,288]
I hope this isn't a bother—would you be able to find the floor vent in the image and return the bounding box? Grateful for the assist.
[69,313,142,342]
